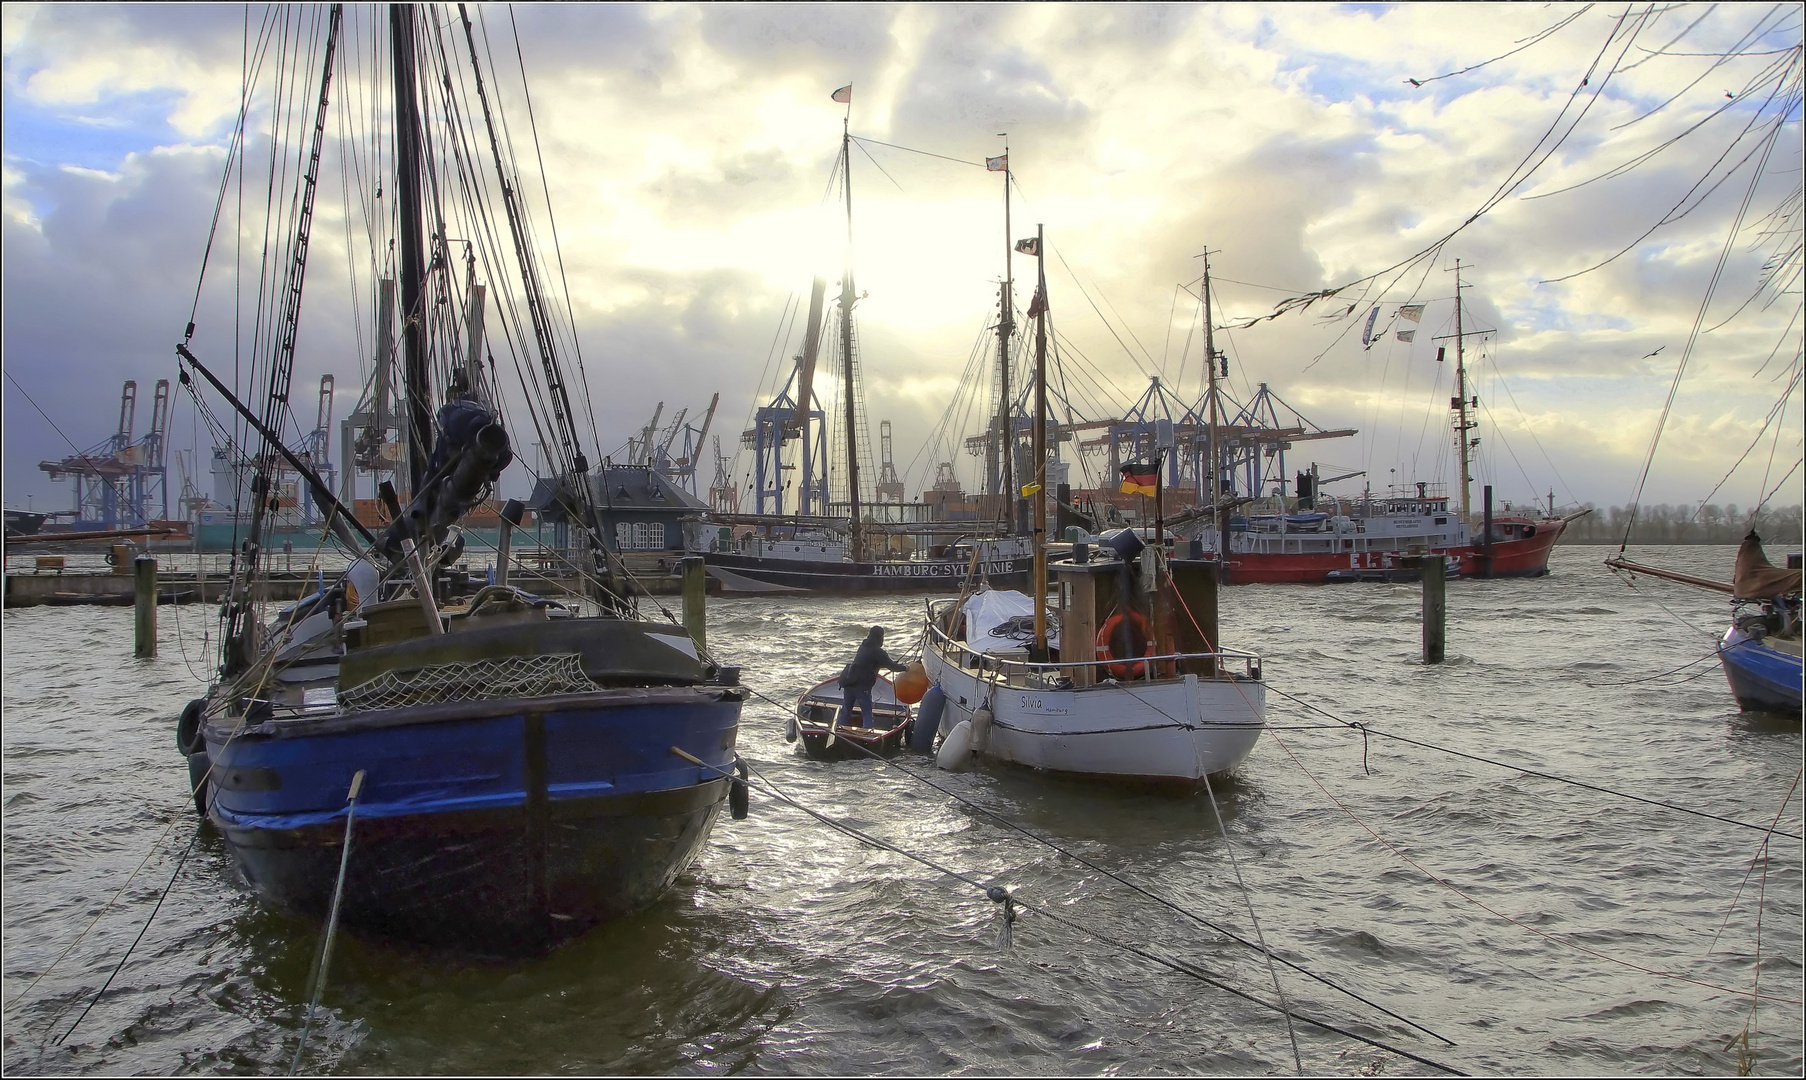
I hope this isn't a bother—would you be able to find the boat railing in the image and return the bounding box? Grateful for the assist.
[922,602,1261,685]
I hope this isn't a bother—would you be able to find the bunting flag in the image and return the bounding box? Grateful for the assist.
[1119,461,1158,497]
[1398,303,1424,322]
[1014,236,1039,255]
[1027,283,1048,318]
[987,154,1008,172]
[831,85,852,103]
[1396,329,1416,343]
[1360,306,1380,347]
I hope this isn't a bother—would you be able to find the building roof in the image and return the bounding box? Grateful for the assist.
[529,467,708,521]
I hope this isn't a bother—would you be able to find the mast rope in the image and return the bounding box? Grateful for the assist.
[1615,89,1786,550]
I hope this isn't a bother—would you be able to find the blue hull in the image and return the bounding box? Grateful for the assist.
[1718,637,1804,716]
[203,687,742,952]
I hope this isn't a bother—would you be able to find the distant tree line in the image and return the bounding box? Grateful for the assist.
[1558,503,1803,545]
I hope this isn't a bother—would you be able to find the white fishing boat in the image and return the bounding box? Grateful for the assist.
[917,226,1265,784]
[920,545,1265,783]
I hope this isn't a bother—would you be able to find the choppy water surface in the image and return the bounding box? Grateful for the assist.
[3,545,1800,1075]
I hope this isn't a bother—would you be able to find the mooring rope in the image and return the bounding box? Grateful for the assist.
[290,769,366,1075]
[1264,685,1804,842]
[699,751,1466,1076]
[735,683,1457,1048]
[1200,766,1303,1074]
[45,824,203,1048]
[1263,727,1803,1006]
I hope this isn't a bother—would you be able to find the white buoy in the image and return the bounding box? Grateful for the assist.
[970,707,994,755]
[936,720,973,771]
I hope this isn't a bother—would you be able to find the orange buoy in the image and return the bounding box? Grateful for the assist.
[894,661,929,704]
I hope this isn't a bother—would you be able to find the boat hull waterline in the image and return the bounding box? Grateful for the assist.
[1718,636,1804,715]
[202,686,743,951]
[922,650,1265,783]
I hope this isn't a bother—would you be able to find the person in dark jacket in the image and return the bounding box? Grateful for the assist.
[836,626,907,727]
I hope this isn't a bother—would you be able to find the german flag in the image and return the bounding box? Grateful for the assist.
[1118,461,1158,497]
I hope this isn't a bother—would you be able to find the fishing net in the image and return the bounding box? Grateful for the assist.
[339,652,599,711]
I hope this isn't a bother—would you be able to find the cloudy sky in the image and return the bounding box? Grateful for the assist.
[4,2,1801,520]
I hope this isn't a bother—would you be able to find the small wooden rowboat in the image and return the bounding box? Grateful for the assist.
[790,675,913,760]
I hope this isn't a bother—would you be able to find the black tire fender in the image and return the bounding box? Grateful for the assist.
[177,698,208,757]
[728,757,749,820]
[186,752,211,816]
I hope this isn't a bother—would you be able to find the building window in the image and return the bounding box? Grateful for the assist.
[615,521,665,550]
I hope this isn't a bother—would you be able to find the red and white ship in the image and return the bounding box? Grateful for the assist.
[1187,484,1580,583]
[1177,260,1585,584]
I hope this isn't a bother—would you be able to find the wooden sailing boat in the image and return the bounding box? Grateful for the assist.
[171,5,745,952]
[920,227,1268,784]
[704,103,1033,594]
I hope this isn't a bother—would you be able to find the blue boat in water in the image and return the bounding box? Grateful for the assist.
[1717,532,1803,716]
[172,4,744,952]
[1611,532,1802,719]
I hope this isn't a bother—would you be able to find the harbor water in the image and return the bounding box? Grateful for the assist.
[2,544,1800,1075]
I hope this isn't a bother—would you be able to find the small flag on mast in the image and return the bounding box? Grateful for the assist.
[831,85,852,103]
[1027,284,1047,318]
[1397,304,1424,322]
[986,153,1008,172]
[1014,236,1039,256]
[1119,461,1158,497]
[1396,329,1416,343]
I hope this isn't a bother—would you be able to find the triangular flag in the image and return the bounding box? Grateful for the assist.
[831,85,852,104]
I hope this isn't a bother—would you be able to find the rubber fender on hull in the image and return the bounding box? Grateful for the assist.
[936,720,974,771]
[785,714,799,743]
[969,707,994,755]
[910,685,946,752]
[177,698,207,757]
[729,757,750,820]
[186,752,210,816]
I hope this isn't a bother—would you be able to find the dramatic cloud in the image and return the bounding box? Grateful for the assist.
[4,2,1799,519]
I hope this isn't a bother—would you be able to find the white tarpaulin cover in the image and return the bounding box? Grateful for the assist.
[960,589,1060,655]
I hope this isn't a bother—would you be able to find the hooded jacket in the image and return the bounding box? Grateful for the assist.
[838,626,904,692]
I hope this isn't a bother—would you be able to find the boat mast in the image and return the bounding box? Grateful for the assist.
[391,4,430,494]
[1202,247,1226,568]
[839,115,863,561]
[226,4,342,669]
[1031,224,1048,656]
[998,137,1015,535]
[1451,259,1477,522]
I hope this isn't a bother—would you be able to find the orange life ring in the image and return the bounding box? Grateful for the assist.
[1096,610,1155,680]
